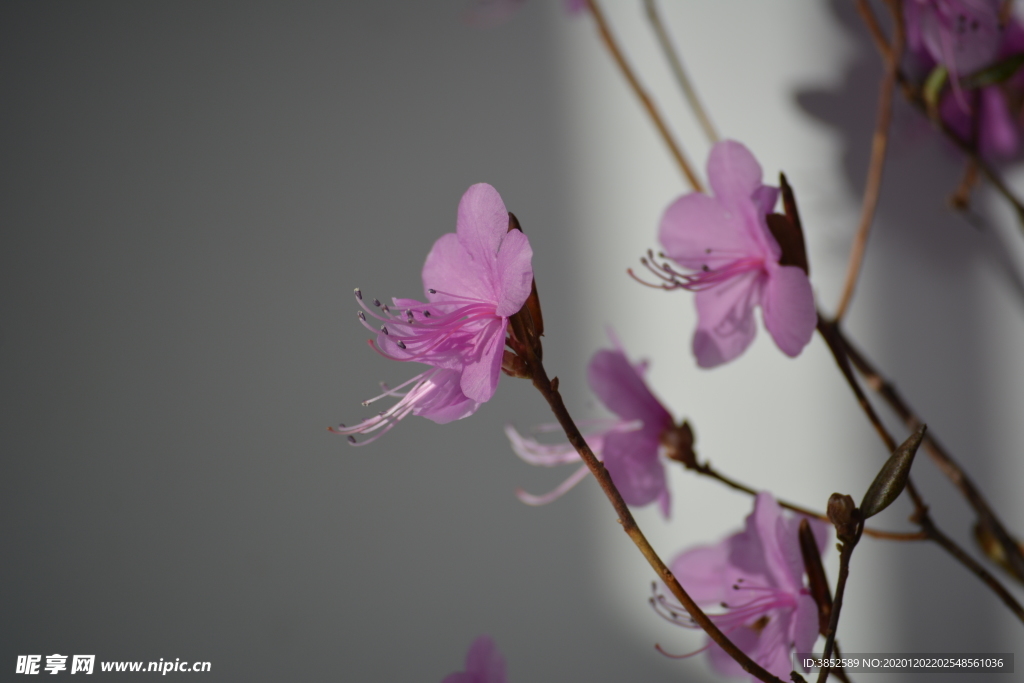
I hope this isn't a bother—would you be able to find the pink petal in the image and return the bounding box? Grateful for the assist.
[761,265,816,358]
[586,349,672,429]
[659,192,761,271]
[793,593,821,663]
[706,140,766,211]
[918,0,1001,75]
[459,317,506,403]
[692,270,764,368]
[456,183,509,283]
[414,370,481,425]
[464,635,506,683]
[601,431,667,509]
[671,542,740,604]
[493,227,533,317]
[422,232,494,305]
[706,626,759,679]
[979,86,1019,159]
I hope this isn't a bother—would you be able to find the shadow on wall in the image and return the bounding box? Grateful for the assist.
[796,0,1022,667]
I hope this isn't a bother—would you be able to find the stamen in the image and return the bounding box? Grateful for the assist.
[347,436,356,444]
[424,311,431,318]
[358,311,366,322]
[396,340,406,349]
[382,304,390,314]
[372,298,382,307]
[381,325,389,335]
[354,288,362,300]
[428,288,436,294]
[406,310,414,323]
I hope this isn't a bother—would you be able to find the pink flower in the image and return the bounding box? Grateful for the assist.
[938,17,1024,159]
[904,0,1001,77]
[655,493,828,681]
[506,339,675,516]
[442,636,506,683]
[333,183,533,444]
[654,140,816,368]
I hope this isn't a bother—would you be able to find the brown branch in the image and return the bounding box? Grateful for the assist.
[692,460,926,541]
[835,0,904,321]
[585,0,705,192]
[642,0,719,144]
[838,327,1024,584]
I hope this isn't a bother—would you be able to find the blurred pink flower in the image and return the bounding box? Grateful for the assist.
[334,184,533,444]
[506,339,675,517]
[656,492,828,681]
[656,140,816,368]
[442,636,506,683]
[938,17,1024,159]
[904,0,1001,77]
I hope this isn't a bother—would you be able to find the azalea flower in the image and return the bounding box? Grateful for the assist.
[442,636,506,683]
[904,0,1002,78]
[653,492,828,681]
[904,0,1024,159]
[938,17,1024,159]
[333,183,533,444]
[506,340,675,517]
[652,140,816,368]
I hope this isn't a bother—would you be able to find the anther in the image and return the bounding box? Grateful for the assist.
[381,325,389,335]
[382,304,390,313]
[428,288,436,294]
[354,288,362,300]
[406,310,414,323]
[396,340,407,349]
[357,311,366,321]
[347,436,357,444]
[424,311,431,317]
[372,298,382,307]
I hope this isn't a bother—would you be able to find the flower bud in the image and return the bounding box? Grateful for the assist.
[860,425,926,519]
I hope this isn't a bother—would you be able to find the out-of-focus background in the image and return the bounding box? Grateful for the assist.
[3,2,1022,681]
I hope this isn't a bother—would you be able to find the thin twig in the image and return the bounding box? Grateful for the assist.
[642,0,719,144]
[839,327,1024,583]
[835,0,903,321]
[584,0,705,192]
[512,316,784,682]
[817,523,863,683]
[816,315,1024,624]
[692,460,926,541]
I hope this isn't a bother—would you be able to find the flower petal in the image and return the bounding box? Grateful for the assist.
[707,140,766,211]
[793,593,821,663]
[692,270,764,368]
[423,232,494,304]
[762,265,816,358]
[459,317,506,403]
[659,192,761,271]
[979,86,1019,159]
[414,370,481,425]
[493,226,533,317]
[601,431,668,510]
[456,182,509,282]
[464,635,506,683]
[586,349,673,429]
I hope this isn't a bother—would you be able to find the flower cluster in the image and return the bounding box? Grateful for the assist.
[654,493,828,681]
[905,0,1024,159]
[333,183,533,444]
